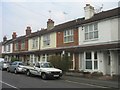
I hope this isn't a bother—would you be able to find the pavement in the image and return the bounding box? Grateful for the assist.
[64,72,120,89]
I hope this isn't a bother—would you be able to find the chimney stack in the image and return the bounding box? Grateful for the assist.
[26,26,31,35]
[84,4,95,20]
[3,36,7,42]
[47,19,54,30]
[12,32,17,39]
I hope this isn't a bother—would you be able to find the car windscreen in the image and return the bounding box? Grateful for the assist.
[41,63,54,68]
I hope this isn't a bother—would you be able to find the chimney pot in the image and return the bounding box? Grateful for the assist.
[3,36,7,42]
[84,4,95,20]
[26,26,31,35]
[47,19,54,30]
[12,32,17,39]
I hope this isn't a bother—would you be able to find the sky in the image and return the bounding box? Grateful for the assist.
[0,0,119,41]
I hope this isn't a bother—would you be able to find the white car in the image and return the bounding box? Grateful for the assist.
[24,62,63,80]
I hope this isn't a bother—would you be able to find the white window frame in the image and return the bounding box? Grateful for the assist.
[4,45,6,52]
[85,52,92,70]
[41,54,48,62]
[43,34,50,47]
[15,42,19,51]
[84,51,98,71]
[84,23,98,41]
[64,29,74,43]
[21,40,25,50]
[32,38,38,49]
[8,44,10,52]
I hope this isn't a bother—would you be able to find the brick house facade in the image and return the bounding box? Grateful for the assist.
[1,5,120,75]
[56,28,79,47]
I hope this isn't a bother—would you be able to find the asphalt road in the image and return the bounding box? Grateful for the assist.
[0,71,117,90]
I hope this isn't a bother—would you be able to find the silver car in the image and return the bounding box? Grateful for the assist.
[0,58,10,71]
[7,61,25,74]
[0,61,10,70]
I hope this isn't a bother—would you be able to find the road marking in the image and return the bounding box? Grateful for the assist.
[65,80,108,88]
[0,80,18,89]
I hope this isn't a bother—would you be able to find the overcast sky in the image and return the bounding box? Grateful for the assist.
[0,0,119,41]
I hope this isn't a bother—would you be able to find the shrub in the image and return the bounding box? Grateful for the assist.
[11,57,19,62]
[91,72,103,77]
[49,54,72,73]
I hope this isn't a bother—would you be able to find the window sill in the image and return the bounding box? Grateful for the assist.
[84,38,99,42]
[32,47,38,49]
[85,69,99,72]
[64,41,74,44]
[42,45,50,48]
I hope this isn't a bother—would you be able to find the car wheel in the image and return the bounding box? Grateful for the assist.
[14,69,17,74]
[26,70,31,76]
[0,68,3,71]
[7,68,10,72]
[41,73,47,80]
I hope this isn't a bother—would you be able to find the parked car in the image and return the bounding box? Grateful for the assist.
[0,58,10,70]
[23,62,63,80]
[7,61,25,74]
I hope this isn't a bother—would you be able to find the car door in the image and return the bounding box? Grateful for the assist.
[10,62,17,72]
[34,63,40,75]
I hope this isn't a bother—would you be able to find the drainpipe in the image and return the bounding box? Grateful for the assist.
[110,50,113,76]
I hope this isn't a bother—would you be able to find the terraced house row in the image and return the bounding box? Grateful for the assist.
[1,4,120,76]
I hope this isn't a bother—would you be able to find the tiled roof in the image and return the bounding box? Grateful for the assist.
[2,39,13,45]
[2,7,120,43]
[12,35,26,42]
[78,7,119,25]
[28,7,119,36]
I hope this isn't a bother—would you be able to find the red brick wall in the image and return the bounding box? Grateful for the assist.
[13,39,28,52]
[56,28,79,47]
[20,39,28,51]
[25,39,28,51]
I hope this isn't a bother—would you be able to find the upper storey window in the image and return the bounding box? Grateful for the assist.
[32,38,38,49]
[15,42,19,51]
[21,40,25,50]
[43,34,50,46]
[84,23,98,41]
[64,29,74,43]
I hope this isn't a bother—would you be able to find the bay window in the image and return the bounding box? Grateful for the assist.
[85,51,98,70]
